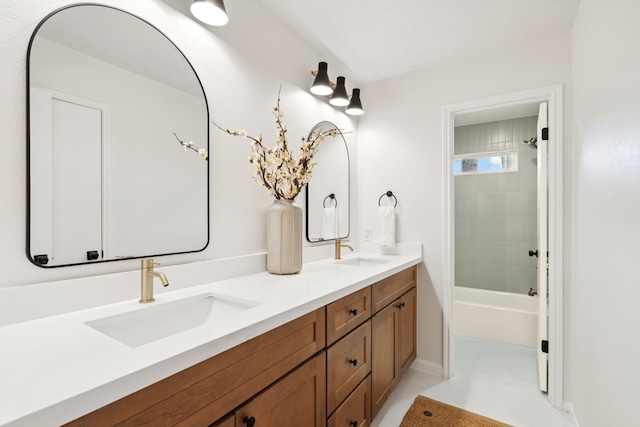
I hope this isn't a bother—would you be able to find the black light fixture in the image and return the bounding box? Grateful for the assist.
[329,76,349,106]
[345,89,364,116]
[310,62,364,115]
[310,62,333,96]
[191,0,229,26]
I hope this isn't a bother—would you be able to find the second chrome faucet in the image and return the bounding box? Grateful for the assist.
[140,259,169,303]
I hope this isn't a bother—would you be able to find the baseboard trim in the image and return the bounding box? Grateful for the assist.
[563,401,579,426]
[409,358,443,377]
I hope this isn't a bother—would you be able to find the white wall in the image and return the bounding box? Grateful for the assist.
[0,0,357,287]
[571,1,640,425]
[358,31,572,369]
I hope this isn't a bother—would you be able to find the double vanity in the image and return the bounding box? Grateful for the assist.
[0,247,421,426]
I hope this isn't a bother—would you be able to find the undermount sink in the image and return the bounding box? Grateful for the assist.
[338,257,390,267]
[86,293,259,347]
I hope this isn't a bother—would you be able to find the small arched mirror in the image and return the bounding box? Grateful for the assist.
[305,121,350,242]
[27,4,209,267]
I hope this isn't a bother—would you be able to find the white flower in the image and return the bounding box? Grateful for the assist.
[173,133,208,162]
[210,86,339,200]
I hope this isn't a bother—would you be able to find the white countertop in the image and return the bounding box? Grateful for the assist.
[0,250,421,426]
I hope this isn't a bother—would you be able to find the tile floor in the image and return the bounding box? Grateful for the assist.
[371,335,572,427]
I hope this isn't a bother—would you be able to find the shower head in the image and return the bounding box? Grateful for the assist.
[523,136,537,149]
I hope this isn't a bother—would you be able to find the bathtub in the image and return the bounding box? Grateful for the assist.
[454,286,538,348]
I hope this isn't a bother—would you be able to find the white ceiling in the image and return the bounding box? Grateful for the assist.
[256,0,580,85]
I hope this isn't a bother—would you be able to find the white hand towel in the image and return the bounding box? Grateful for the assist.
[321,207,338,240]
[377,206,396,248]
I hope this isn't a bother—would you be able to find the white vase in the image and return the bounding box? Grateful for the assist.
[266,199,303,274]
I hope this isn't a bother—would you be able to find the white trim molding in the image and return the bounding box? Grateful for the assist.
[442,84,564,408]
[564,402,579,426]
[410,357,444,377]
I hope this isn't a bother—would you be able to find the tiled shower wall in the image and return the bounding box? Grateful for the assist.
[454,116,538,294]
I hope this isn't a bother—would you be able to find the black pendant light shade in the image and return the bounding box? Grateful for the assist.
[329,76,349,106]
[311,62,333,96]
[346,88,364,115]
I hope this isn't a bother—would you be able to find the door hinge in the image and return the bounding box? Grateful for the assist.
[542,127,549,141]
[541,340,549,354]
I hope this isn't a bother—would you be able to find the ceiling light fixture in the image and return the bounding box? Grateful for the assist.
[190,0,229,26]
[310,62,364,115]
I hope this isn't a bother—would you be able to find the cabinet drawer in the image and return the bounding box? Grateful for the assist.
[67,308,325,426]
[372,266,416,314]
[234,352,326,427]
[326,286,371,345]
[327,375,371,427]
[327,320,371,414]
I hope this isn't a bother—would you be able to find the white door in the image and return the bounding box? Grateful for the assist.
[537,102,549,392]
[51,98,103,264]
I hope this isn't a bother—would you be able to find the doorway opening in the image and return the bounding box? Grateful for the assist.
[443,85,564,408]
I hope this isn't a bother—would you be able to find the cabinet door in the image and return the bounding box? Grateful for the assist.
[371,287,417,418]
[397,288,417,375]
[371,302,398,418]
[235,352,326,427]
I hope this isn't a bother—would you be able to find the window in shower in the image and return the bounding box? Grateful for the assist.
[453,150,518,175]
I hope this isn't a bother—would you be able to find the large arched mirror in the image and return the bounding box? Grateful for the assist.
[305,121,350,242]
[27,4,209,267]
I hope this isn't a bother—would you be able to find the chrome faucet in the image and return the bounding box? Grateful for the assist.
[140,259,169,303]
[334,239,354,260]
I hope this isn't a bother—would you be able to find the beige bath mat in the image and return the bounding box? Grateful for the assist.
[399,395,512,426]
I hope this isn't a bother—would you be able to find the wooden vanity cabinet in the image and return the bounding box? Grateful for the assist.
[233,352,326,427]
[371,267,417,418]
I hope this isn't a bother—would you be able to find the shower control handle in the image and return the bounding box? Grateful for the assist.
[528,249,539,258]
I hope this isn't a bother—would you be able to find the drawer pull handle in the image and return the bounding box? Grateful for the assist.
[243,416,256,427]
[349,308,358,316]
[395,302,405,309]
[350,421,358,427]
[349,358,358,366]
